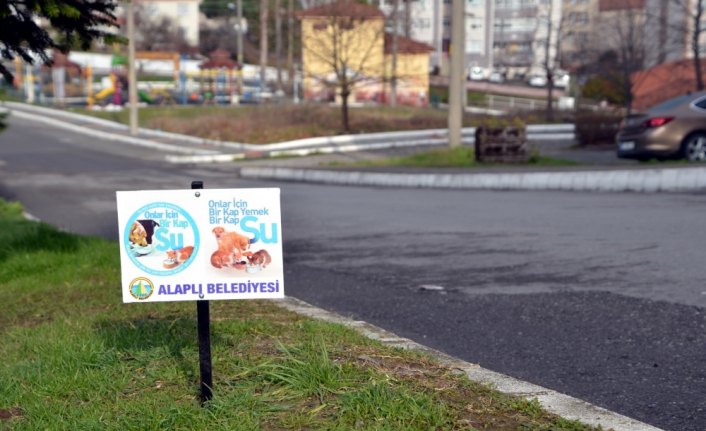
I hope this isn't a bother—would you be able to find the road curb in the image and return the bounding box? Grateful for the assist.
[240,166,706,193]
[8,109,219,155]
[276,296,663,431]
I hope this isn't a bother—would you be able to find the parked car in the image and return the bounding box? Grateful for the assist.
[528,75,547,87]
[468,66,485,81]
[488,71,505,83]
[528,73,569,88]
[616,91,706,161]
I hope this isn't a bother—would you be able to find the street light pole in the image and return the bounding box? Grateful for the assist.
[448,0,465,148]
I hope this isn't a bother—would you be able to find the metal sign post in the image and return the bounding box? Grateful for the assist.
[192,180,213,403]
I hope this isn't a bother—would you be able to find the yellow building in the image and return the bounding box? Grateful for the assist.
[297,0,432,107]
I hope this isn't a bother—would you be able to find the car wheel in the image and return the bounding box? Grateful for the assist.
[681,133,706,161]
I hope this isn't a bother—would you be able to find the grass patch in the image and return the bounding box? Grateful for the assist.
[330,147,579,168]
[71,103,553,145]
[0,198,598,430]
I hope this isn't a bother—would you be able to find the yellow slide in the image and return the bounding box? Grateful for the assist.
[95,86,114,100]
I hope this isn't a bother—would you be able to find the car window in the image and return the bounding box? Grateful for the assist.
[692,97,706,111]
[651,94,694,112]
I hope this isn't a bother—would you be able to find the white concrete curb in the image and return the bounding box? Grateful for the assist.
[4,101,255,150]
[5,102,575,157]
[276,296,663,431]
[8,109,219,155]
[240,166,706,193]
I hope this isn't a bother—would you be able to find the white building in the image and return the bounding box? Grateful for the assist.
[376,0,492,75]
[376,0,564,78]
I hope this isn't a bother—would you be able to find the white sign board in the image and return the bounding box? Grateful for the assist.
[116,188,283,303]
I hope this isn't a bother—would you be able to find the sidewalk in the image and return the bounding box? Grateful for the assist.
[3,101,666,430]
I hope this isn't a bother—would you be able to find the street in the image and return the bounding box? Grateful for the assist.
[1,115,705,430]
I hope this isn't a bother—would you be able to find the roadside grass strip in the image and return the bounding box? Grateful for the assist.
[0,199,598,430]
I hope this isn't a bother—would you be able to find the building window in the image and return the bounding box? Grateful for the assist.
[467,40,482,53]
[177,3,189,17]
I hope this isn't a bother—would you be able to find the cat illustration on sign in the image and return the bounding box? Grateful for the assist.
[245,249,272,273]
[163,246,194,269]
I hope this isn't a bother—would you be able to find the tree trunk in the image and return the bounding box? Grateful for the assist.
[544,1,554,122]
[693,5,704,91]
[404,0,411,38]
[544,70,554,121]
[287,0,294,94]
[623,66,633,115]
[341,88,350,132]
[275,0,283,93]
[390,0,398,107]
[259,0,269,92]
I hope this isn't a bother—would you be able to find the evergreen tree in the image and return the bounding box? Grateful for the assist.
[0,0,118,81]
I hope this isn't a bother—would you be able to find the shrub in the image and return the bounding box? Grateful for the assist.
[574,111,623,146]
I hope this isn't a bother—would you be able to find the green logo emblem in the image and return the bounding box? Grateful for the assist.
[129,277,154,300]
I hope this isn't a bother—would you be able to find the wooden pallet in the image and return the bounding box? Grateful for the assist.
[475,126,529,163]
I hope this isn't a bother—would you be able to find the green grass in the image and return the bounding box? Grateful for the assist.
[70,103,557,145]
[0,199,601,430]
[329,147,579,168]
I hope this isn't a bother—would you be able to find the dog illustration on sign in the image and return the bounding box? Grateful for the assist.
[129,219,160,255]
[210,226,272,273]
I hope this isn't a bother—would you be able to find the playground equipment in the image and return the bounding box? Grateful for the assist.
[90,72,164,106]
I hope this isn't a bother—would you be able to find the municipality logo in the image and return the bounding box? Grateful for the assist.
[129,277,155,300]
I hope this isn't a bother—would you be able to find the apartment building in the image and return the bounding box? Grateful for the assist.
[561,0,597,68]
[376,0,493,75]
[494,0,563,77]
[377,0,564,78]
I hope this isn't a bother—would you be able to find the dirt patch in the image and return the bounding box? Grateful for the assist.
[0,407,23,420]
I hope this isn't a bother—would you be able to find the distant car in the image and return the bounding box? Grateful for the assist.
[528,73,569,88]
[554,73,570,89]
[468,66,485,81]
[488,71,505,83]
[528,75,547,87]
[616,91,706,161]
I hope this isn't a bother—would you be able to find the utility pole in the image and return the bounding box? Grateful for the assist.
[448,0,465,148]
[127,0,138,135]
[391,0,399,107]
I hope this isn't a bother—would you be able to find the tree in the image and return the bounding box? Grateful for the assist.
[133,6,190,53]
[588,5,645,114]
[670,0,705,91]
[260,0,269,88]
[200,23,240,57]
[298,0,385,131]
[535,0,563,121]
[0,0,118,81]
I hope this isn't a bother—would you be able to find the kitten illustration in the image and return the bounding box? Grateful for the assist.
[163,246,194,269]
[210,249,245,270]
[247,249,272,268]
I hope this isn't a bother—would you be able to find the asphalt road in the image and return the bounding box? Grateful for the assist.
[1,115,705,430]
